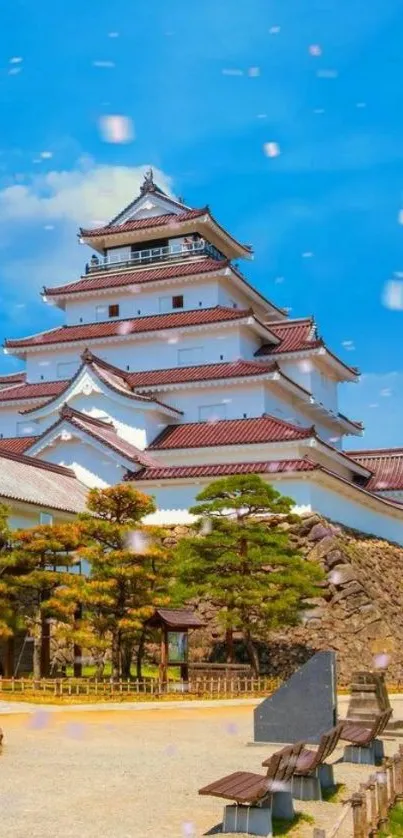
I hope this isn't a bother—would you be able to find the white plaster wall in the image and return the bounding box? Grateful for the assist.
[167,382,311,425]
[6,502,77,529]
[142,478,312,525]
[148,440,303,466]
[141,475,403,545]
[0,407,34,437]
[238,327,262,360]
[35,440,126,488]
[309,482,403,545]
[64,279,235,326]
[310,369,338,412]
[25,328,246,381]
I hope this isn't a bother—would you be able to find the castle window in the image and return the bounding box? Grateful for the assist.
[172,295,184,309]
[40,512,53,526]
[199,403,226,422]
[108,304,120,318]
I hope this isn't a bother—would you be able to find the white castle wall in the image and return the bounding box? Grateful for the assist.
[24,327,254,382]
[35,439,127,488]
[142,477,403,545]
[64,278,249,326]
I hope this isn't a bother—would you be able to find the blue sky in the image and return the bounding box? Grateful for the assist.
[0,0,402,449]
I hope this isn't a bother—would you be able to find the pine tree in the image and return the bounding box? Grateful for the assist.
[73,484,171,679]
[7,524,81,677]
[175,474,324,674]
[0,504,15,642]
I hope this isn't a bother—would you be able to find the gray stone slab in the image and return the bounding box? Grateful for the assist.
[343,739,384,765]
[254,651,337,744]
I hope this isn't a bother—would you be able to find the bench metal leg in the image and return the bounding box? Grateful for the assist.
[271,790,294,820]
[223,803,273,836]
[343,739,384,765]
[292,772,322,801]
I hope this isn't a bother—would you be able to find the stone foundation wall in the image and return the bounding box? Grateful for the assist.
[162,514,403,685]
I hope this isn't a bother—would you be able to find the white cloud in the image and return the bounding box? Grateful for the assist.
[0,161,173,226]
[342,371,403,450]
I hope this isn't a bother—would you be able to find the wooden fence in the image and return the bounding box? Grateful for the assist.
[0,675,279,699]
[313,744,403,837]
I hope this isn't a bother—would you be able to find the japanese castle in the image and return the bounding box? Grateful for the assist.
[1,169,403,541]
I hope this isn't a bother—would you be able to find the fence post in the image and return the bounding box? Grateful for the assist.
[367,775,378,836]
[351,792,366,838]
[397,746,403,801]
[386,758,395,804]
[376,772,389,827]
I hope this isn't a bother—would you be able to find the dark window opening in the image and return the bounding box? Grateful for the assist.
[220,355,224,361]
[172,295,184,309]
[108,304,120,318]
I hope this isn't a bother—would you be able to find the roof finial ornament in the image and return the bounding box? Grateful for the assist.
[81,347,94,364]
[140,167,157,195]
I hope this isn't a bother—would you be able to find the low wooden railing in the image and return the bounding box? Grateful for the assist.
[0,675,280,700]
[313,745,403,837]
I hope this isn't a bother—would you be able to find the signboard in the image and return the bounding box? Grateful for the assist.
[167,632,188,663]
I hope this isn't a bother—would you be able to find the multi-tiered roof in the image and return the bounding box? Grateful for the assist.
[1,169,403,538]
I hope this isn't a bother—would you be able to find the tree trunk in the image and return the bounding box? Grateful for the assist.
[33,636,41,679]
[225,627,235,663]
[111,631,121,680]
[136,629,146,679]
[243,629,260,676]
[121,641,133,679]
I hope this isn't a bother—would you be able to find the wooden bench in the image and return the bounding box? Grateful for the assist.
[340,709,392,765]
[263,723,344,801]
[198,742,304,836]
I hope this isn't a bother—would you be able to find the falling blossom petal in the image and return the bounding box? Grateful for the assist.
[398,210,403,225]
[222,68,243,76]
[269,26,281,34]
[302,251,313,258]
[373,653,390,670]
[28,711,50,730]
[248,67,260,77]
[108,32,119,38]
[342,340,355,350]
[117,321,133,335]
[263,142,280,157]
[309,45,322,56]
[182,823,196,837]
[40,151,53,159]
[200,517,212,535]
[92,60,115,68]
[125,530,151,554]
[382,280,403,310]
[274,276,285,284]
[9,56,23,63]
[99,115,135,144]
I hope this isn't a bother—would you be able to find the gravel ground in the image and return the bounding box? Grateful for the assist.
[0,704,399,838]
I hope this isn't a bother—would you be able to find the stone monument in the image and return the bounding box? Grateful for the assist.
[254,651,337,745]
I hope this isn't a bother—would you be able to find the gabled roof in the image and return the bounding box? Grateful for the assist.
[43,257,227,297]
[0,448,89,514]
[0,436,39,454]
[19,351,180,417]
[27,404,158,468]
[348,448,403,492]
[130,458,318,481]
[256,318,319,355]
[4,306,263,352]
[256,317,359,379]
[148,414,314,451]
[80,208,207,237]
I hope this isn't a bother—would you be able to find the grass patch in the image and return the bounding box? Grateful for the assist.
[379,802,403,836]
[273,813,314,835]
[321,783,346,803]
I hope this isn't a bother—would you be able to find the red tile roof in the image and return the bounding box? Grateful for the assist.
[31,405,158,467]
[44,257,226,297]
[0,448,89,513]
[80,208,207,237]
[0,371,26,386]
[132,458,318,481]
[255,318,319,355]
[0,379,67,402]
[4,306,253,350]
[127,359,278,389]
[256,318,359,377]
[0,436,39,454]
[348,448,403,492]
[148,414,313,451]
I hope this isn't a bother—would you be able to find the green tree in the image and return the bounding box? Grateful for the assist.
[73,484,171,679]
[6,524,81,677]
[175,474,323,674]
[0,504,15,643]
